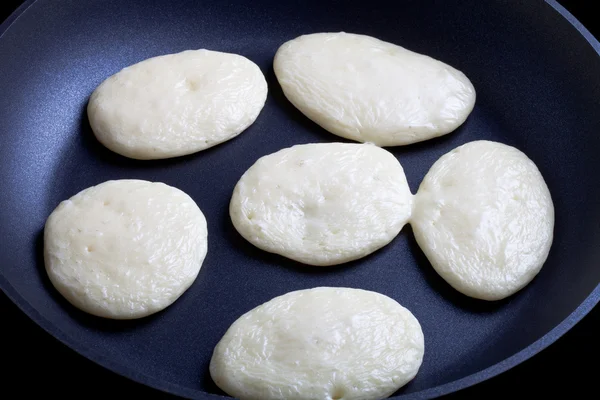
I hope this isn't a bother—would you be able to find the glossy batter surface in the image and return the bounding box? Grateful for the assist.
[44,180,208,319]
[88,49,267,159]
[411,141,554,300]
[210,287,424,400]
[230,143,413,266]
[274,32,475,146]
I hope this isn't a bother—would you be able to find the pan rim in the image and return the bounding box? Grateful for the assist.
[1,0,599,398]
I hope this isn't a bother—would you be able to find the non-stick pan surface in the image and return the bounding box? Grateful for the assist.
[1,0,599,398]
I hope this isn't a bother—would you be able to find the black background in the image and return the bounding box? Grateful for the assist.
[1,1,598,398]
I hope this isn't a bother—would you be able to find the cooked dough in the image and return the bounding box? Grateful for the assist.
[274,32,475,146]
[210,287,424,400]
[88,49,268,160]
[411,141,554,300]
[229,143,413,266]
[43,180,208,319]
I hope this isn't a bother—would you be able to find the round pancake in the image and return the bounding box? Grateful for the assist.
[44,179,208,319]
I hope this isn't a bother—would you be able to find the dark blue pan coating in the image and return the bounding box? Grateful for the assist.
[1,0,599,398]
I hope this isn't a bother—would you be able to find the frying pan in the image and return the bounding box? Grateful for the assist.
[1,0,599,398]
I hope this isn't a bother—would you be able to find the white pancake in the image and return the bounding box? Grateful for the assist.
[273,32,475,146]
[210,287,424,400]
[229,143,413,266]
[411,141,554,300]
[44,180,208,319]
[88,49,268,160]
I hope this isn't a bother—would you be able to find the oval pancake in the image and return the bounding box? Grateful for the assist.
[210,287,424,400]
